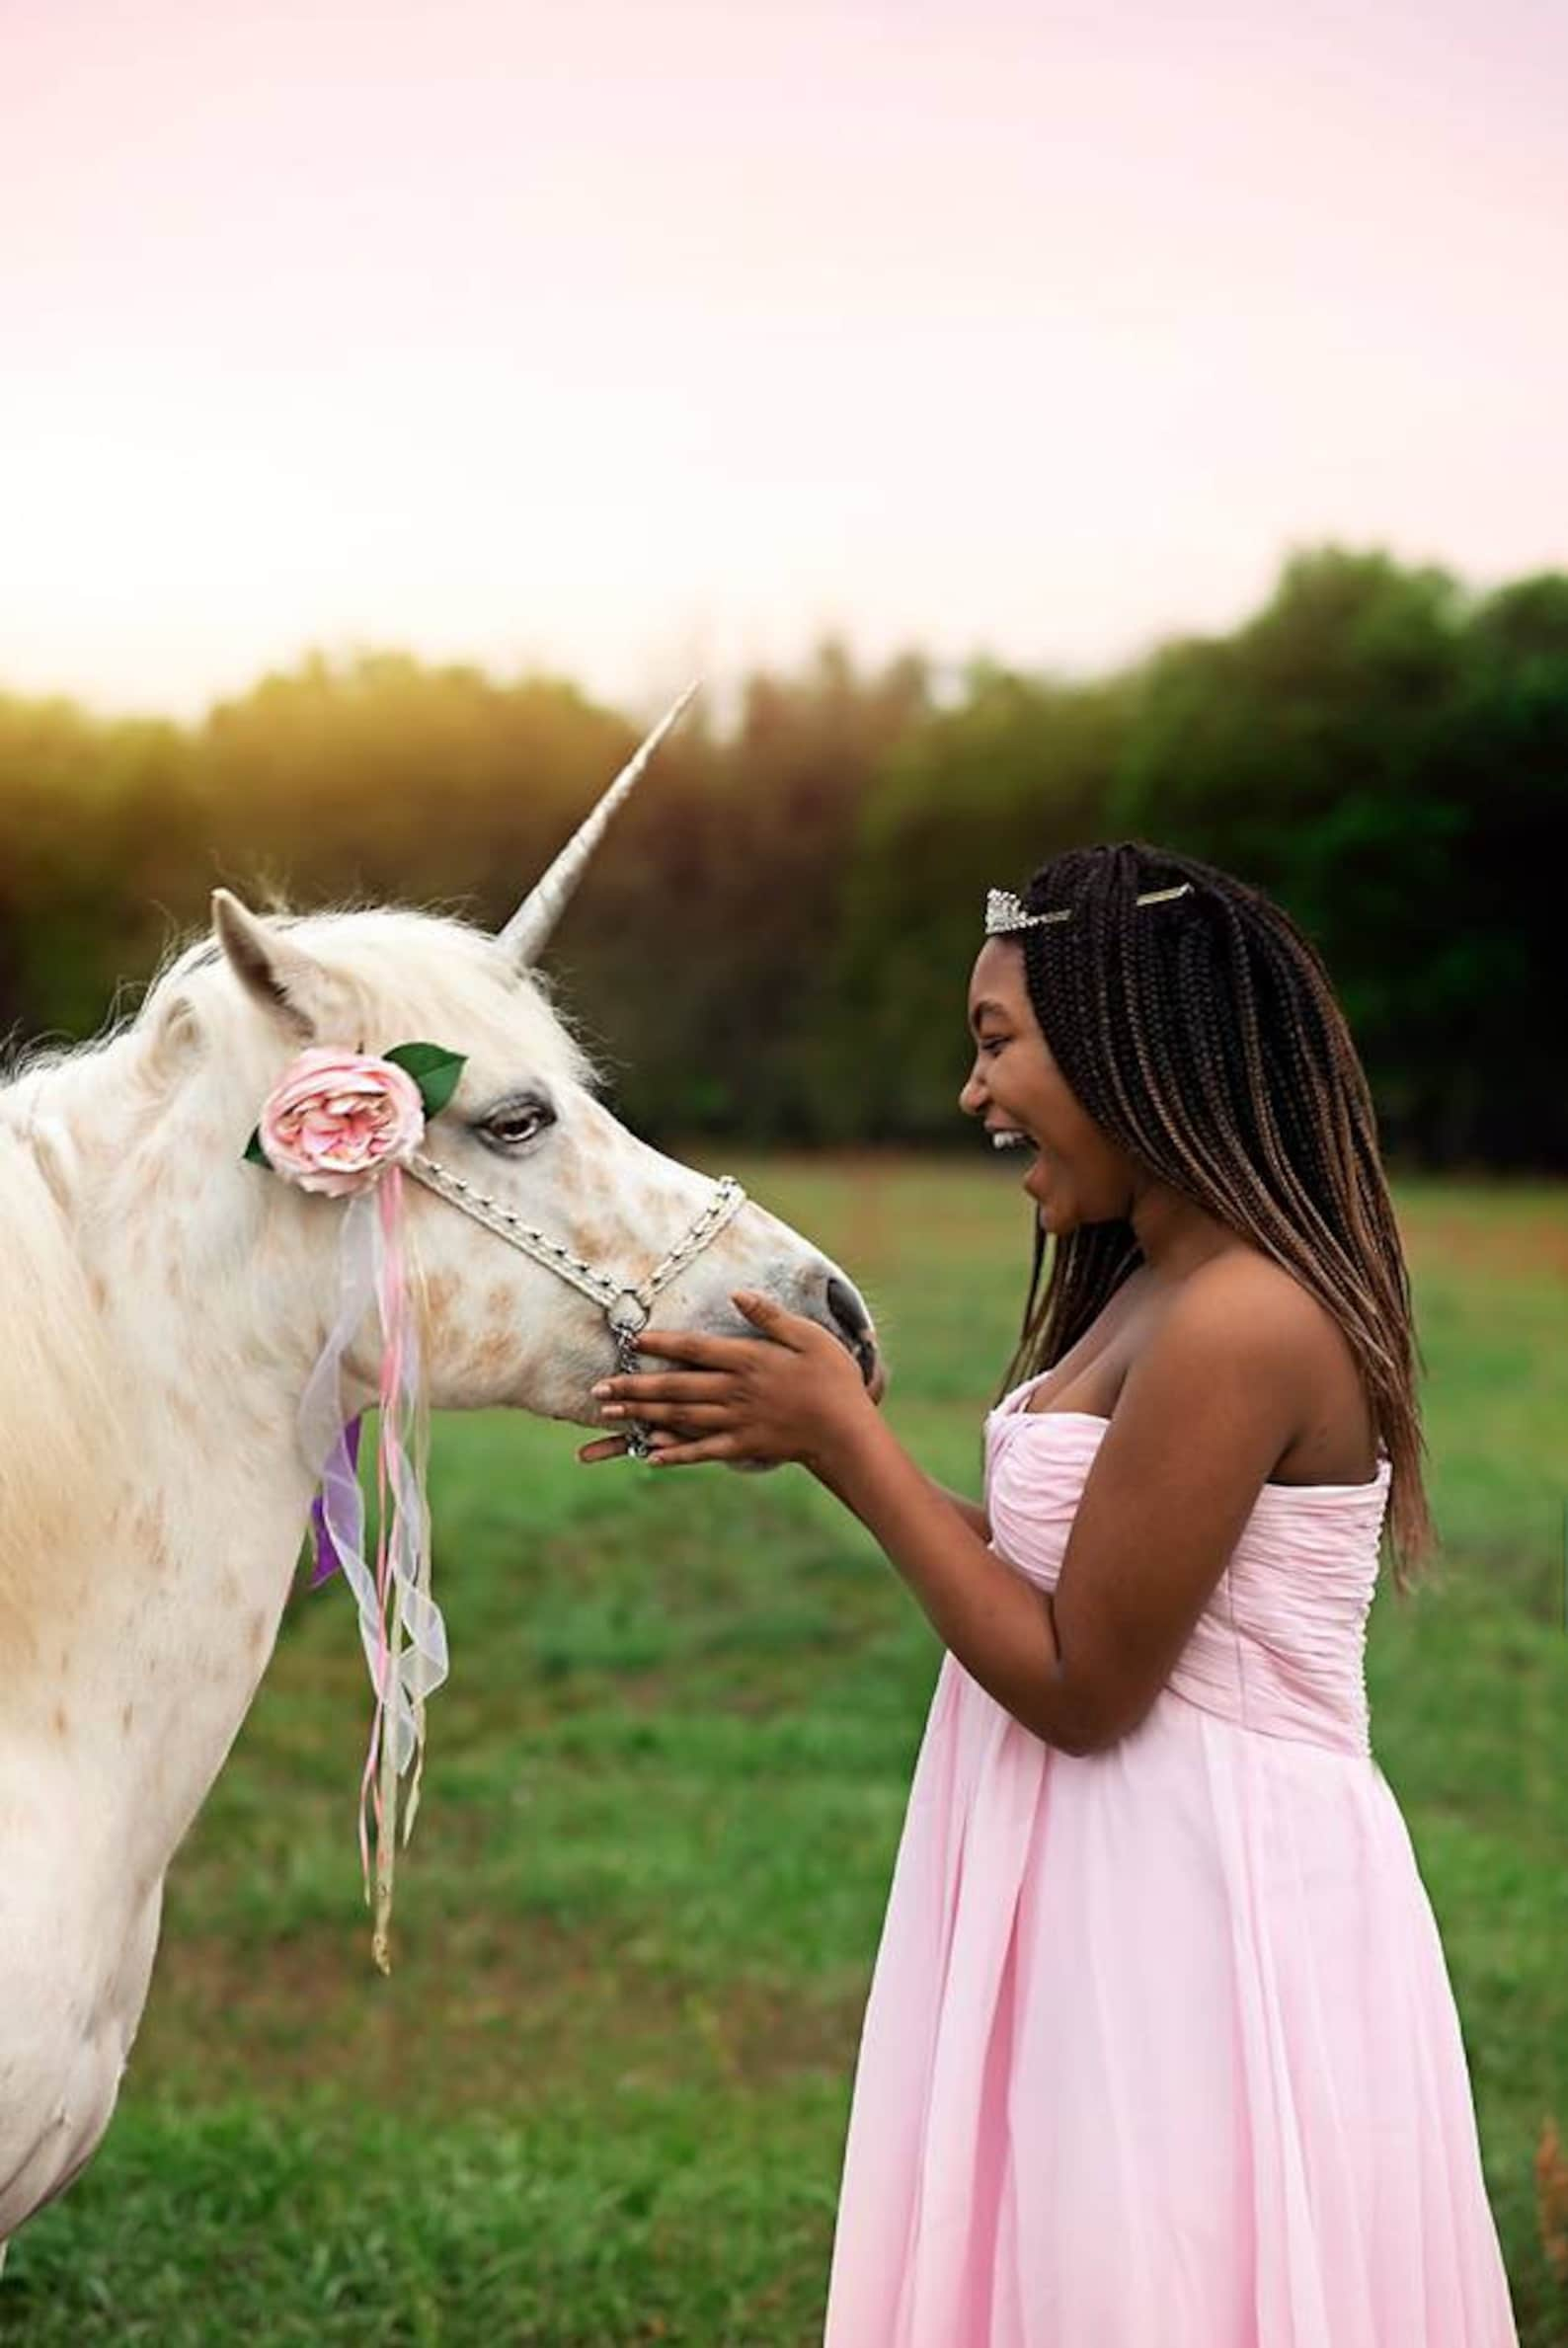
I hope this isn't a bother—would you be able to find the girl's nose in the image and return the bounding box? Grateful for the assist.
[958,1066,986,1117]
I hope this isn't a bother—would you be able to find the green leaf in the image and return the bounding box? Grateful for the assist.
[243,1127,270,1167]
[385,1041,467,1120]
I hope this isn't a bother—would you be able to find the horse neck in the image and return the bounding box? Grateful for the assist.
[8,1040,350,1891]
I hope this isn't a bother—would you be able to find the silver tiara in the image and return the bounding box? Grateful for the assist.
[984,881,1193,935]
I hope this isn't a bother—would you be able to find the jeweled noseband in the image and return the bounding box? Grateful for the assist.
[402,1153,747,1457]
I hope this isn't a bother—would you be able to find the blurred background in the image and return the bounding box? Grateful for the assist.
[2,2,1564,2342]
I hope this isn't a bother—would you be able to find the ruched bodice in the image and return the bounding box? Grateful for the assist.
[984,1378,1393,1758]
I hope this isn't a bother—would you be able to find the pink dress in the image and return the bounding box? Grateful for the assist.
[822,1376,1520,2346]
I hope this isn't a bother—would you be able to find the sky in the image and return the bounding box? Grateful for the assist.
[4,0,1566,720]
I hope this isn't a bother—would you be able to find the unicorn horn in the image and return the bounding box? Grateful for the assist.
[499,680,701,966]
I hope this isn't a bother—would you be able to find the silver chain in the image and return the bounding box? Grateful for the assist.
[402,1155,747,1458]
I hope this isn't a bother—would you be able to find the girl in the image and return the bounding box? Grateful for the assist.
[582,841,1519,2346]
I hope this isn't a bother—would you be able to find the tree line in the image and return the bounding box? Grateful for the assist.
[0,546,1560,1168]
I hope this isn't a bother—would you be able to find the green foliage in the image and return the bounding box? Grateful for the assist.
[384,1043,468,1119]
[2,1159,1560,2341]
[0,554,1562,1164]
[1103,550,1556,1161]
[832,666,1138,1136]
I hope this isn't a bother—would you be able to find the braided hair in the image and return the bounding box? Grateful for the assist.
[998,840,1435,1594]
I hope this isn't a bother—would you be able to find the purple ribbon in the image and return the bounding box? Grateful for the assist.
[309,1412,364,1587]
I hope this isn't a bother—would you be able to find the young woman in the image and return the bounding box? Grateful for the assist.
[581,841,1519,2346]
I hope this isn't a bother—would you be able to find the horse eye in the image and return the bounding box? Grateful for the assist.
[482,1099,554,1148]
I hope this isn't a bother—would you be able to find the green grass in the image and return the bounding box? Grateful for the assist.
[5,1157,1564,2344]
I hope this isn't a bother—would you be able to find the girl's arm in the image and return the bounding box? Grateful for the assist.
[588,1266,1312,1765]
[922,1478,990,1542]
[805,1405,1077,1743]
[584,1294,1082,1750]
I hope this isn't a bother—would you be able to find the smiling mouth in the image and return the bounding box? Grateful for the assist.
[986,1126,1054,1198]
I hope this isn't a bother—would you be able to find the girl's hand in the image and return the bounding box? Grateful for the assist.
[577,1290,878,1472]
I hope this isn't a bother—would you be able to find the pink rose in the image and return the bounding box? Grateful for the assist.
[258,1049,427,1196]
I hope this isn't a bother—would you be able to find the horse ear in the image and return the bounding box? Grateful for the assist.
[210,891,340,1042]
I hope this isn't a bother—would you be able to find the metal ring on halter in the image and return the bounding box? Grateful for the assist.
[605,1290,651,1340]
[604,1291,659,1454]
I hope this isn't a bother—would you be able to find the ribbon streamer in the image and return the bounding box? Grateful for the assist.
[309,1414,361,1586]
[296,1169,449,1972]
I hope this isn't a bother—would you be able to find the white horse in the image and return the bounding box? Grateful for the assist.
[0,721,879,2245]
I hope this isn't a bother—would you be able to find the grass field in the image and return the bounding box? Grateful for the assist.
[5,1155,1564,2345]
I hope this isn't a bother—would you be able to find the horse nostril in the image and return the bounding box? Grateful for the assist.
[826,1275,866,1340]
[826,1275,879,1388]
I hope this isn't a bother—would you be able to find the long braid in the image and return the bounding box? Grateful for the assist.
[997,840,1435,1595]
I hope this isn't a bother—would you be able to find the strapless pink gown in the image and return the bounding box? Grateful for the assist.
[823,1376,1519,2346]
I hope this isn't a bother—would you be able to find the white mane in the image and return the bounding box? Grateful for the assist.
[0,1124,123,1652]
[0,899,600,1631]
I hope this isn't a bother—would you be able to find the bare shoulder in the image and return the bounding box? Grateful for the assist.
[1119,1251,1317,1448]
[1174,1250,1349,1395]
[1182,1246,1333,1326]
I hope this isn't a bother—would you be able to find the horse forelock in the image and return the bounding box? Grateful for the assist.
[0,1122,127,1633]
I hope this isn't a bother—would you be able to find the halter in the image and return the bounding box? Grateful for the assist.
[402,1154,748,1456]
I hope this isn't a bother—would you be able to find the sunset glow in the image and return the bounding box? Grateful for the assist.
[4,0,1565,715]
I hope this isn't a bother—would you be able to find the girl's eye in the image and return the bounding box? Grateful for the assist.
[980,1036,1006,1057]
